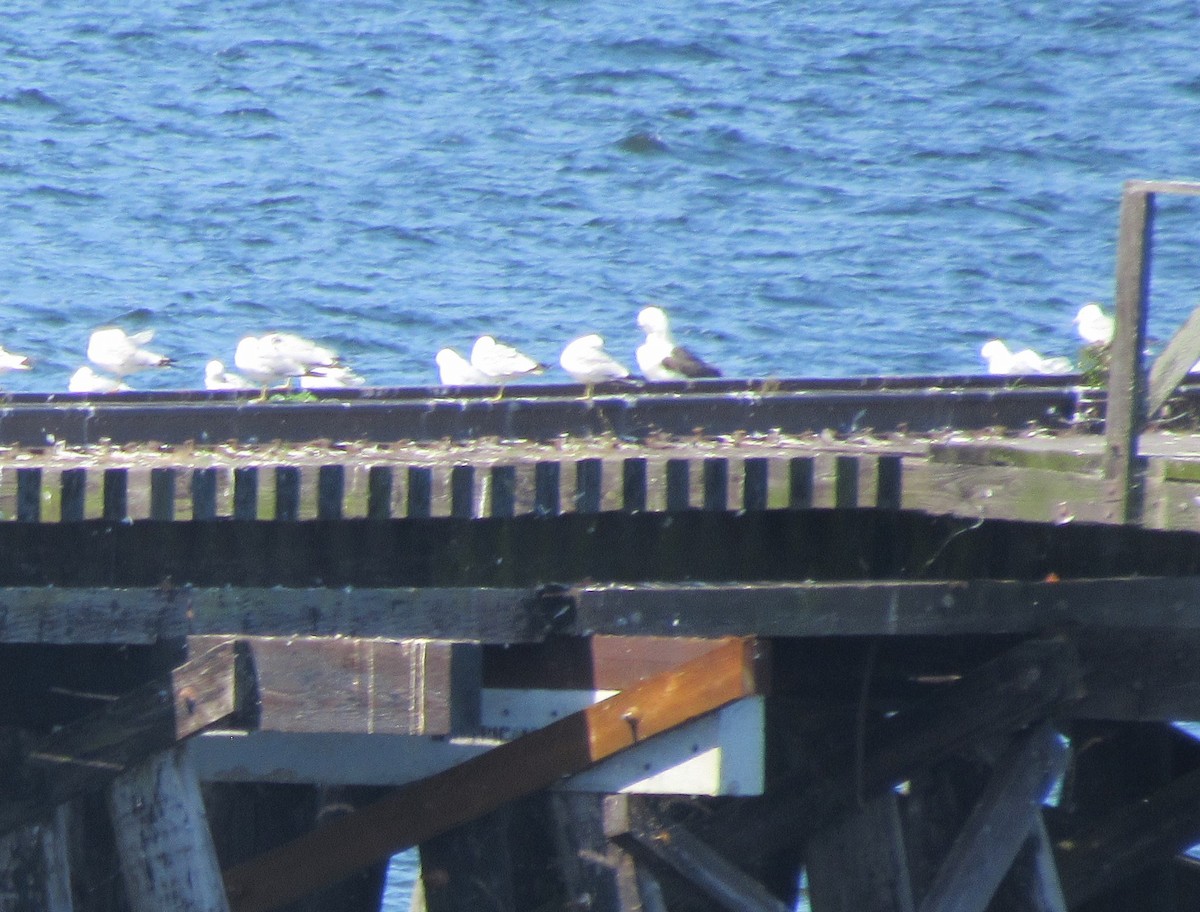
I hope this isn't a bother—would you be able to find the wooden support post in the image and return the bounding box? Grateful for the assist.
[102,469,127,522]
[0,806,73,912]
[807,791,915,912]
[916,723,1067,912]
[273,467,300,521]
[366,466,393,519]
[0,641,242,838]
[789,456,814,508]
[622,458,647,513]
[490,465,516,518]
[549,793,627,912]
[16,468,41,523]
[1055,745,1200,907]
[150,467,177,521]
[109,748,230,912]
[407,467,432,517]
[1104,183,1153,524]
[609,810,790,912]
[233,467,258,521]
[1146,304,1200,418]
[693,638,1081,895]
[192,467,218,521]
[743,457,769,511]
[222,637,768,912]
[60,468,85,523]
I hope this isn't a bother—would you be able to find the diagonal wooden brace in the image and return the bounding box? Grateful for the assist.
[222,636,770,912]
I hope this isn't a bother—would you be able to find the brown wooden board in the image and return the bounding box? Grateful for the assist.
[221,637,769,912]
[189,635,480,736]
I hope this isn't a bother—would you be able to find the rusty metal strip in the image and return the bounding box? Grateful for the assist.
[222,636,769,912]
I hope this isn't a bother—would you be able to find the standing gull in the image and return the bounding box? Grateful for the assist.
[470,336,545,395]
[436,348,490,386]
[234,332,340,398]
[0,346,32,375]
[204,360,254,391]
[69,366,130,393]
[1074,303,1115,345]
[560,333,630,396]
[299,364,366,390]
[87,327,173,378]
[980,340,1072,375]
[636,306,721,381]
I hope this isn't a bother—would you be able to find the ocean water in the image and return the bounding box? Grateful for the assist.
[2,0,1200,394]
[3,0,1198,906]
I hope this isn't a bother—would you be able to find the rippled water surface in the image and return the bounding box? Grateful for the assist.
[2,0,1200,392]
[2,0,1198,901]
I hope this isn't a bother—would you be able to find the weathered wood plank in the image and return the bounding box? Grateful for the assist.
[607,808,789,912]
[0,640,242,839]
[221,637,769,912]
[60,469,85,523]
[806,791,915,912]
[109,748,230,912]
[1104,184,1153,524]
[150,467,177,521]
[622,458,647,513]
[789,456,814,508]
[575,458,602,514]
[19,577,1200,648]
[744,457,769,511]
[917,724,1067,912]
[1055,759,1200,907]
[187,636,478,736]
[695,638,1082,877]
[16,468,41,523]
[0,806,73,912]
[317,465,344,520]
[1147,305,1200,419]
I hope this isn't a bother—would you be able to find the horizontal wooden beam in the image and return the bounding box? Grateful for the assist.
[15,576,1200,645]
[221,637,769,912]
[0,640,243,838]
[189,635,480,736]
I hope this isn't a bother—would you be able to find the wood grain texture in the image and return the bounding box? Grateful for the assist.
[222,637,768,912]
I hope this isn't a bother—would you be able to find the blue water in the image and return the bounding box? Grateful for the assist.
[2,0,1200,393]
[3,0,1198,904]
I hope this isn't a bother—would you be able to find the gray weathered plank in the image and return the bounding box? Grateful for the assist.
[917,724,1067,912]
[1104,184,1153,524]
[109,748,231,912]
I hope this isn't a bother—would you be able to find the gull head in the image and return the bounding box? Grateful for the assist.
[980,340,1010,360]
[637,306,670,335]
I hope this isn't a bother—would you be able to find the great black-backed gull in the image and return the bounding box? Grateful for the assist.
[635,306,721,381]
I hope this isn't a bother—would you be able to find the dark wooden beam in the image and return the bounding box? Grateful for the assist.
[1055,751,1200,907]
[0,639,243,838]
[917,724,1067,912]
[18,576,1200,646]
[605,799,790,912]
[222,637,769,912]
[805,791,915,912]
[696,638,1082,876]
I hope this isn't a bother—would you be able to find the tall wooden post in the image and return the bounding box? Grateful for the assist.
[0,807,74,912]
[1103,182,1154,525]
[108,748,230,912]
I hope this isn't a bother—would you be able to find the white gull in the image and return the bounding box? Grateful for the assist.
[980,340,1072,375]
[436,348,490,386]
[87,327,173,378]
[69,366,130,393]
[560,334,630,395]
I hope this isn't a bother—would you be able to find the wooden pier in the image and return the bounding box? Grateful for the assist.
[8,180,1200,912]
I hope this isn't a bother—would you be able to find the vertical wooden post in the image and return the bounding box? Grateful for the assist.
[150,467,177,521]
[489,466,516,518]
[232,467,258,521]
[0,806,74,912]
[1104,184,1154,524]
[622,459,647,513]
[108,748,230,912]
[192,468,218,521]
[807,792,915,912]
[16,467,42,523]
